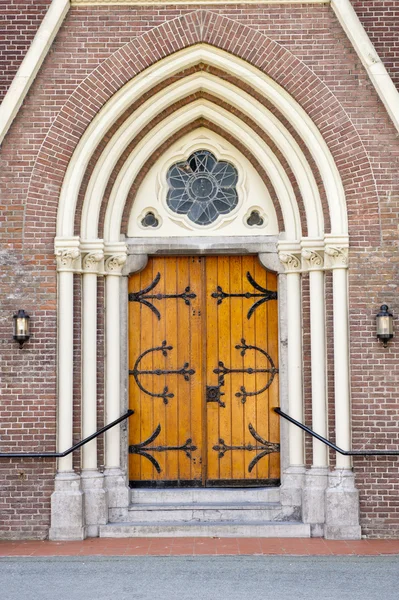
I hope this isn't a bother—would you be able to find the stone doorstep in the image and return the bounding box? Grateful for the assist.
[99,521,311,538]
[129,487,281,504]
[126,501,291,523]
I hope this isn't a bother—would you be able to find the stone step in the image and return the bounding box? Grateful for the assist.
[127,502,289,523]
[129,487,280,505]
[100,521,310,538]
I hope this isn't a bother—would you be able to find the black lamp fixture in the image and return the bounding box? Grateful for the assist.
[376,304,393,348]
[13,310,30,348]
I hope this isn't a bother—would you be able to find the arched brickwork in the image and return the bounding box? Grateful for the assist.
[24,9,378,246]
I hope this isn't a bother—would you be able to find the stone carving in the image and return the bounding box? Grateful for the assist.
[105,254,127,275]
[325,246,348,268]
[82,252,103,273]
[301,249,324,271]
[56,248,80,271]
[278,252,302,273]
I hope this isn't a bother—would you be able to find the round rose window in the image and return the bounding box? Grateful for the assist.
[166,150,238,226]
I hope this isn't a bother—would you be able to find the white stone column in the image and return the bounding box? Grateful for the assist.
[301,242,329,536]
[278,245,305,509]
[50,238,85,541]
[103,244,129,523]
[81,243,107,537]
[324,239,360,540]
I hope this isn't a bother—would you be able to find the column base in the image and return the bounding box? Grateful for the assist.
[49,472,85,541]
[324,468,361,540]
[280,465,305,514]
[302,466,329,537]
[104,467,129,522]
[81,470,108,538]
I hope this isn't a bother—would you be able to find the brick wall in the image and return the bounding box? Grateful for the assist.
[1,5,399,539]
[353,0,399,88]
[0,0,51,103]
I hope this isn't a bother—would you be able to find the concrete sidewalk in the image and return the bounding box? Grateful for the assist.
[1,537,399,556]
[0,555,398,600]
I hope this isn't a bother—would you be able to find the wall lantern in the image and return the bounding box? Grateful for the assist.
[13,310,30,348]
[376,304,393,348]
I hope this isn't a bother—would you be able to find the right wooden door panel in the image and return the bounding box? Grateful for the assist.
[205,256,280,485]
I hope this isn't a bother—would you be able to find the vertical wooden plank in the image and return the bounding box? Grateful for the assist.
[137,260,157,482]
[253,258,270,479]
[188,256,203,483]
[266,268,280,480]
[242,256,257,481]
[229,255,245,480]
[128,270,142,483]
[205,256,220,482]
[164,256,178,481]
[175,257,191,482]
[151,257,166,481]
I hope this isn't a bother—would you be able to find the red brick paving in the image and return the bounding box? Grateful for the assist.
[1,538,399,557]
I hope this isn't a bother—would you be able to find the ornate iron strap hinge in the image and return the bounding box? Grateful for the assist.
[130,340,195,404]
[213,423,280,473]
[129,272,196,320]
[214,339,278,404]
[212,271,277,319]
[129,424,197,473]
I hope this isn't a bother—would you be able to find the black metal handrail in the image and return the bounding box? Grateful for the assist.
[0,410,134,458]
[274,407,399,456]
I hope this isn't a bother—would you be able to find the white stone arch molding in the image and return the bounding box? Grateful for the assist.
[82,71,322,241]
[56,44,348,241]
[103,100,300,241]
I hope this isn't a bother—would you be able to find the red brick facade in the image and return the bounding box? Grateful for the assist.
[1,4,399,539]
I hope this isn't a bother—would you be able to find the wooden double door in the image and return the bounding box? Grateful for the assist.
[128,256,280,487]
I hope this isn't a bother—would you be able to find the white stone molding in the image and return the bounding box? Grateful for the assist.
[278,251,302,274]
[301,241,328,532]
[81,243,104,473]
[82,71,323,240]
[332,0,399,134]
[301,248,324,271]
[325,245,349,269]
[104,100,301,242]
[54,238,80,473]
[278,243,304,469]
[105,253,127,275]
[0,0,70,145]
[82,251,104,273]
[301,242,328,468]
[55,247,80,273]
[104,244,127,471]
[57,45,347,241]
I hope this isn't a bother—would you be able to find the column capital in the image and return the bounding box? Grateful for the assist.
[278,241,302,273]
[278,251,302,273]
[324,245,349,269]
[105,253,127,275]
[301,238,324,272]
[55,237,81,272]
[104,243,128,275]
[301,248,324,271]
[82,251,104,273]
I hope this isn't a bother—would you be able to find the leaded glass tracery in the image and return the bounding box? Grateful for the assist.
[166,150,239,226]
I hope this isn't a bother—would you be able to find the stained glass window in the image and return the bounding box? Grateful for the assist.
[166,150,238,226]
[246,210,264,227]
[141,211,159,228]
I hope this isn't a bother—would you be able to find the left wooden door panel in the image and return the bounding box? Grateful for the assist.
[128,257,204,486]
